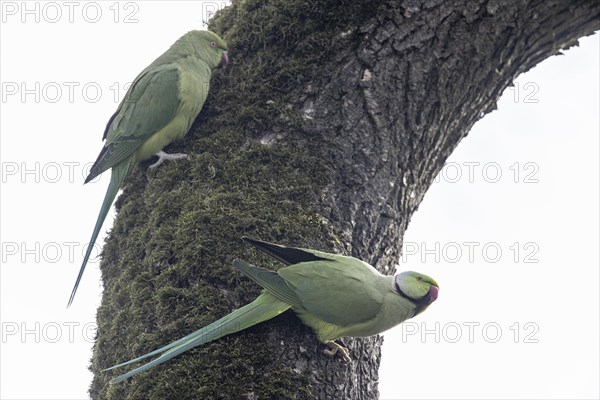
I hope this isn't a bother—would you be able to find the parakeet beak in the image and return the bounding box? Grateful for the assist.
[221,51,229,67]
[428,285,439,303]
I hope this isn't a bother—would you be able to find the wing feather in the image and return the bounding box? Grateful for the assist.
[233,259,303,308]
[86,66,182,181]
[279,260,384,327]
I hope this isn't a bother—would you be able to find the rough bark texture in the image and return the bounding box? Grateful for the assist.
[90,1,599,399]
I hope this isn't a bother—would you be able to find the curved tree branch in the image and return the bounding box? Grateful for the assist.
[90,1,599,398]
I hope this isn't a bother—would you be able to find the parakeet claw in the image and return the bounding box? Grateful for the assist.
[324,341,351,363]
[149,151,189,169]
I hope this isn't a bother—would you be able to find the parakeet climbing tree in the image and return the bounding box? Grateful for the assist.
[90,1,599,399]
[68,30,228,306]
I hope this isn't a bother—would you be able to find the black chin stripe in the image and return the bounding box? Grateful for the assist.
[394,281,416,303]
[395,282,433,314]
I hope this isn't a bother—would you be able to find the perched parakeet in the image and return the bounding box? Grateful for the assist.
[67,30,228,307]
[106,237,439,383]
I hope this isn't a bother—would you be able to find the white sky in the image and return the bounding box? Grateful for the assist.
[0,2,598,399]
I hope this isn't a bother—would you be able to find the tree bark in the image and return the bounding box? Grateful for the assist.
[90,1,599,399]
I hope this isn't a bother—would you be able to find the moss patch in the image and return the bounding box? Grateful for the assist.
[90,0,385,398]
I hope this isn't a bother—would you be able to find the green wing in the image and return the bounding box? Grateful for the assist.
[240,238,385,327]
[233,259,303,308]
[279,259,385,327]
[85,66,182,182]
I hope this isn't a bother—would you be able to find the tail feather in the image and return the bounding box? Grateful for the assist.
[107,292,290,383]
[67,161,131,307]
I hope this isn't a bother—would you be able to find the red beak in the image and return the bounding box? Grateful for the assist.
[429,285,439,302]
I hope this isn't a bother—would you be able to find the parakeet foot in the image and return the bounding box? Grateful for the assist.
[149,151,188,169]
[324,341,351,363]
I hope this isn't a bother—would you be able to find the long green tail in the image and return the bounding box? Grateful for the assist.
[67,161,131,307]
[106,292,290,383]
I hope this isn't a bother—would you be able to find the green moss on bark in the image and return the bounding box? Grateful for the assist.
[90,1,368,397]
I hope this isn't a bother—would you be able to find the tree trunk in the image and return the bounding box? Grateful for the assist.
[90,1,599,398]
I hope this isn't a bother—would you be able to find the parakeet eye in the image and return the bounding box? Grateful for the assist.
[210,41,217,48]
[416,276,423,282]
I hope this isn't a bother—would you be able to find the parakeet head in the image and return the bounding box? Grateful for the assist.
[181,30,229,69]
[393,271,439,309]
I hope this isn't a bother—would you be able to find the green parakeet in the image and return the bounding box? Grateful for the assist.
[106,237,439,383]
[67,31,228,307]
